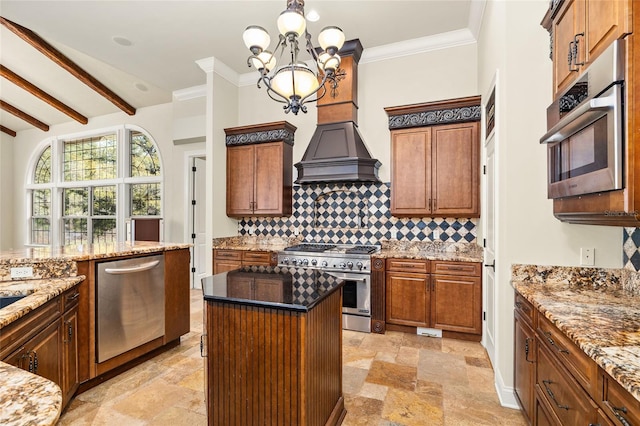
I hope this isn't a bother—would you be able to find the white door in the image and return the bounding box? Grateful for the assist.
[482,76,498,367]
[191,156,207,289]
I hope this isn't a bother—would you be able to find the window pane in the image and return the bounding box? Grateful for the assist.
[92,219,117,244]
[31,218,50,245]
[63,134,116,181]
[64,188,88,216]
[130,131,160,177]
[33,189,51,216]
[64,218,87,245]
[131,183,161,216]
[34,146,52,184]
[93,186,116,216]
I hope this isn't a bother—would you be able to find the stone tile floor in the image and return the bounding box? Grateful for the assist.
[59,290,525,425]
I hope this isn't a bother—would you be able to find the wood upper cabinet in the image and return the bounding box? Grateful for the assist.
[386,97,481,218]
[225,121,295,218]
[547,0,630,98]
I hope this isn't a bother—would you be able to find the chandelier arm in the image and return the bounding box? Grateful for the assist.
[260,75,294,106]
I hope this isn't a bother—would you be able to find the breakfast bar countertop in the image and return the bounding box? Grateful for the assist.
[512,264,640,403]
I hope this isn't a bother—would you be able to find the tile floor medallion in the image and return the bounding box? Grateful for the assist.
[58,290,525,425]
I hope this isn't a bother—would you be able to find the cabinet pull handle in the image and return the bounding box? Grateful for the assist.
[524,337,535,363]
[515,301,522,309]
[572,32,585,67]
[543,331,570,354]
[32,351,39,374]
[605,402,631,426]
[542,379,569,410]
[428,198,432,210]
[433,199,437,210]
[200,334,207,358]
[66,291,80,301]
[567,40,575,68]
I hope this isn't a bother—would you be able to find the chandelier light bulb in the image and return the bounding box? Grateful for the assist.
[277,9,306,37]
[318,52,340,72]
[251,50,277,71]
[271,63,319,100]
[243,26,270,53]
[318,26,345,54]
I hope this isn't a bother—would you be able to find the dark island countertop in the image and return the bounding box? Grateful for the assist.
[202,265,344,312]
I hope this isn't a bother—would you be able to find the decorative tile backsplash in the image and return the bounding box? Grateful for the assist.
[238,182,478,245]
[623,227,640,272]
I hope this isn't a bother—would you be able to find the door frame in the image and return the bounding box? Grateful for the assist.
[184,149,207,289]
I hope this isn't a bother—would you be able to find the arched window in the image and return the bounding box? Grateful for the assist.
[27,126,163,247]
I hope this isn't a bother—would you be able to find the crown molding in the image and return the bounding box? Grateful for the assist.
[173,85,207,101]
[196,56,239,86]
[468,0,487,39]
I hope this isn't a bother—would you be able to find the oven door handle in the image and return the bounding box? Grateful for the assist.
[540,83,621,144]
[325,271,368,281]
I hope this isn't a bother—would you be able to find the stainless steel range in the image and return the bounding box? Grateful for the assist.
[277,243,380,333]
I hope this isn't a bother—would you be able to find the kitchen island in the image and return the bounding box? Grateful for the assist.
[202,265,346,426]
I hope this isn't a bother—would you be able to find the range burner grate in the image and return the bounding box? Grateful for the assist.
[284,243,337,253]
[345,245,378,254]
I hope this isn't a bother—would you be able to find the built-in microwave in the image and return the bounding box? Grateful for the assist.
[540,39,625,199]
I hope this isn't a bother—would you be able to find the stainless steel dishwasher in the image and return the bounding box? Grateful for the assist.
[96,254,165,363]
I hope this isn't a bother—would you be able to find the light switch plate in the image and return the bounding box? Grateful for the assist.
[580,248,595,266]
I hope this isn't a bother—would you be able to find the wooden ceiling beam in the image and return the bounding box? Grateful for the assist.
[0,125,17,137]
[0,17,136,116]
[0,100,50,131]
[1,65,89,124]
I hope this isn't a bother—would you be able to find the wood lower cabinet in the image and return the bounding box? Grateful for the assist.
[164,248,191,343]
[385,259,482,340]
[213,249,276,274]
[1,286,80,410]
[224,121,295,218]
[514,293,536,424]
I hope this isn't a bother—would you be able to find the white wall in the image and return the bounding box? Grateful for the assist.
[477,0,623,405]
[5,103,199,247]
[237,42,479,184]
[0,133,15,250]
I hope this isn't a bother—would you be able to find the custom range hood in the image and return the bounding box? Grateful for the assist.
[295,39,381,184]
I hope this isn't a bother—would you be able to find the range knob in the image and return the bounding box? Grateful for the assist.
[356,261,364,270]
[339,262,346,269]
[282,257,290,265]
[302,259,309,266]
[347,261,354,269]
[321,261,328,267]
[291,258,298,266]
[311,259,317,266]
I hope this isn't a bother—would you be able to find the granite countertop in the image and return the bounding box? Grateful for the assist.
[0,362,62,426]
[212,236,484,263]
[0,241,191,262]
[512,264,640,403]
[0,276,85,329]
[202,265,344,312]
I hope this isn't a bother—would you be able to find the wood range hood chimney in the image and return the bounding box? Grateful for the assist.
[294,39,381,184]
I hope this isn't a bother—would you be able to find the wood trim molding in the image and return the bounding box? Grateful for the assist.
[384,95,482,129]
[224,120,297,146]
[0,17,136,116]
[1,65,88,124]
[0,100,49,131]
[0,125,17,137]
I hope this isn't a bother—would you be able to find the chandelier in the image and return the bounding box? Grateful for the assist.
[243,0,345,115]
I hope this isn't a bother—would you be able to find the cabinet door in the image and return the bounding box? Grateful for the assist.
[254,142,284,215]
[227,144,255,216]
[385,272,429,327]
[585,0,630,64]
[165,249,191,343]
[390,128,431,216]
[226,275,254,299]
[514,313,536,424]
[431,122,479,217]
[214,260,242,274]
[28,320,62,386]
[430,274,481,334]
[62,306,79,407]
[553,0,585,96]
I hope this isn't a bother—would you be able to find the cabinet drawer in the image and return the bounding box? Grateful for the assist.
[386,258,429,274]
[431,261,480,276]
[214,250,242,261]
[514,292,535,327]
[62,286,81,311]
[601,371,640,426]
[538,314,597,396]
[536,342,597,425]
[242,251,272,265]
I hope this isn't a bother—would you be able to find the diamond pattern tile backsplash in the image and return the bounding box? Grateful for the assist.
[238,182,477,245]
[624,227,640,272]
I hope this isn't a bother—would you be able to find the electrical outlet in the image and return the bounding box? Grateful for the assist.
[580,248,595,266]
[11,266,33,279]
[433,230,440,240]
[248,225,255,236]
[294,227,300,236]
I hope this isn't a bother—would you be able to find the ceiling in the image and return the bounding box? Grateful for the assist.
[0,0,482,134]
